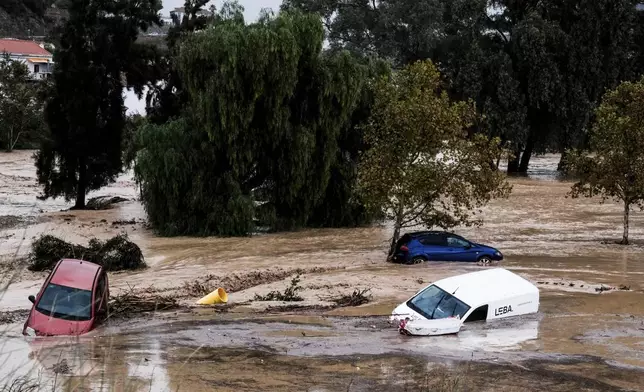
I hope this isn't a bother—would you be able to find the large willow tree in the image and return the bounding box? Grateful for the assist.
[135,11,369,235]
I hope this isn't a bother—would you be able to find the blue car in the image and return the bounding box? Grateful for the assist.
[391,231,503,265]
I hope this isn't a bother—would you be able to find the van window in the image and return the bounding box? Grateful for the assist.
[464,305,488,323]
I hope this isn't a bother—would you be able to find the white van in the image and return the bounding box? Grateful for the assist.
[391,268,539,336]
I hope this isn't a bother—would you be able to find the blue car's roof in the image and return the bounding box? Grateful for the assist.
[406,231,461,238]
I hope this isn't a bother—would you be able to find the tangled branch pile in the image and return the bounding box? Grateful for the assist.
[85,196,129,210]
[28,234,146,272]
[330,289,372,307]
[109,289,178,317]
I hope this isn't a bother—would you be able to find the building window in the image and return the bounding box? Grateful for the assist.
[34,64,40,73]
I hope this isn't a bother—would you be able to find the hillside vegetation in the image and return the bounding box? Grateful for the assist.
[0,0,65,38]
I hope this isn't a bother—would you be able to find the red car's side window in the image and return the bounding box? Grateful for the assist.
[94,274,107,317]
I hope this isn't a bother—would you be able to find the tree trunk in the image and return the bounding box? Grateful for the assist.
[507,147,521,173]
[6,127,13,152]
[389,223,401,259]
[518,135,534,173]
[621,202,630,245]
[75,158,87,209]
[557,150,569,173]
[388,203,405,259]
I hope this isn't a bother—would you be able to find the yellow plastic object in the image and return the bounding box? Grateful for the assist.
[196,287,228,305]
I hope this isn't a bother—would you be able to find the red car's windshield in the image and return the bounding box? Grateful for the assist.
[35,283,92,321]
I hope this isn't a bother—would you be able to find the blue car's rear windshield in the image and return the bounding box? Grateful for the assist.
[407,285,471,320]
[35,283,92,321]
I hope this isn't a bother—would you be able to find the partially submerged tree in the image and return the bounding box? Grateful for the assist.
[567,79,644,245]
[136,10,370,235]
[0,55,45,152]
[35,0,162,209]
[358,60,511,256]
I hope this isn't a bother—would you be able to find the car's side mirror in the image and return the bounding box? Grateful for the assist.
[465,243,472,249]
[28,295,35,304]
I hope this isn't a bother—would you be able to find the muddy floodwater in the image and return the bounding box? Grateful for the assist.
[1,151,644,391]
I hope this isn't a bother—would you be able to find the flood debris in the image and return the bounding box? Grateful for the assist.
[51,359,71,375]
[265,304,332,313]
[618,285,631,291]
[28,234,146,272]
[112,219,137,226]
[85,196,129,210]
[328,289,372,307]
[0,215,23,230]
[181,267,337,298]
[0,309,29,325]
[254,275,304,302]
[109,288,179,317]
[595,285,613,293]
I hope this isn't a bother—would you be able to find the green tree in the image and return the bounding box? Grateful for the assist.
[357,60,511,257]
[567,79,644,245]
[35,0,162,209]
[145,0,223,124]
[287,0,644,174]
[136,10,369,235]
[0,55,45,152]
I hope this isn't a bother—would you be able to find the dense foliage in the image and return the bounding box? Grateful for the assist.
[284,0,644,173]
[29,234,145,272]
[35,0,163,209]
[0,55,46,151]
[358,60,511,255]
[568,79,644,245]
[135,10,376,235]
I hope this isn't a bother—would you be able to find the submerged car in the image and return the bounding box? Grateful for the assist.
[391,231,503,264]
[391,268,539,336]
[23,259,109,337]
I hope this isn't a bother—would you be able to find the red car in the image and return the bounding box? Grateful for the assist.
[23,259,109,336]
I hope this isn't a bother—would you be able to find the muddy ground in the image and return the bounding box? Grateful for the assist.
[0,151,643,391]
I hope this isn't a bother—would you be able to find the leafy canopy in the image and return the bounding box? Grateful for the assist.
[0,54,45,151]
[568,79,644,211]
[358,60,511,237]
[135,10,371,235]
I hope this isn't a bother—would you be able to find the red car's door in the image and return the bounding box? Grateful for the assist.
[93,272,108,323]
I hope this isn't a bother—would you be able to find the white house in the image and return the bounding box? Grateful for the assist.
[0,38,53,80]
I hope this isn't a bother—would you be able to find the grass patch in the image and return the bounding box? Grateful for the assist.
[0,377,38,392]
[28,234,146,272]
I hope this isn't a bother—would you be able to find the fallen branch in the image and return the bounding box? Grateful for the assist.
[328,289,372,307]
[109,287,179,318]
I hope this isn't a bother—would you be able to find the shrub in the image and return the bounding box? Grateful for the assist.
[28,234,146,272]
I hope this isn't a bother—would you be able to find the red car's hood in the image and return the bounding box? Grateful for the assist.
[25,309,93,336]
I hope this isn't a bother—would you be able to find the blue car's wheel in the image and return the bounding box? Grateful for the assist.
[478,255,492,265]
[408,256,427,265]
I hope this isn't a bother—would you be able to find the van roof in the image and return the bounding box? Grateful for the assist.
[433,268,538,308]
[50,259,101,291]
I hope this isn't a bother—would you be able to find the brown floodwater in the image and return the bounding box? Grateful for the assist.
[1,151,644,391]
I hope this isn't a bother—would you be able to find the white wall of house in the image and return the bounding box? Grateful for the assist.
[7,54,53,79]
